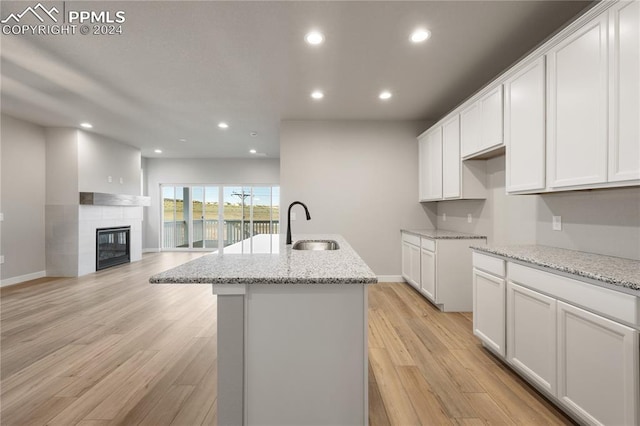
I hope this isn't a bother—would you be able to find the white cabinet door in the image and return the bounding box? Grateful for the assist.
[557,301,639,426]
[402,241,421,289]
[460,102,480,158]
[418,129,442,201]
[426,128,443,200]
[409,243,421,289]
[442,115,461,199]
[608,0,640,183]
[402,242,411,282]
[418,135,429,201]
[472,268,506,357]
[479,85,504,152]
[505,57,546,192]
[420,248,436,302]
[507,282,557,395]
[547,13,608,188]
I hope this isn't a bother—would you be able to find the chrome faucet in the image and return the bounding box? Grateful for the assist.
[286,201,311,245]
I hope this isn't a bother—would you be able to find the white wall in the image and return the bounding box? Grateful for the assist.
[437,155,640,260]
[45,128,78,205]
[144,158,280,250]
[280,120,436,276]
[436,155,538,246]
[1,114,47,283]
[78,131,142,195]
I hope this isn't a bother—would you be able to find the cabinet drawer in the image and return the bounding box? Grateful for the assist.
[421,238,436,252]
[402,233,420,246]
[473,252,505,277]
[508,263,640,327]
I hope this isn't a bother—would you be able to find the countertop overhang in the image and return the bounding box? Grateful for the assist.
[149,234,378,285]
[472,244,640,294]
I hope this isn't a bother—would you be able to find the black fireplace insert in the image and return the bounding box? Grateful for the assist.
[96,226,130,270]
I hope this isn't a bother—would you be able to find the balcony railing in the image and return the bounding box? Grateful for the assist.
[163,219,279,249]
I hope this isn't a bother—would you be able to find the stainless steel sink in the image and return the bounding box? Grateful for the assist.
[292,240,340,251]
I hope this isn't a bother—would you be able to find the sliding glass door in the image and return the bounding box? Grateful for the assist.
[192,186,219,249]
[161,184,279,251]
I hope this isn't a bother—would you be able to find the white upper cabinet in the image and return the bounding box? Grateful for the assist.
[418,128,442,201]
[461,85,504,159]
[418,117,486,202]
[608,0,640,183]
[479,85,504,152]
[505,57,546,193]
[442,115,461,198]
[460,102,480,158]
[547,13,609,188]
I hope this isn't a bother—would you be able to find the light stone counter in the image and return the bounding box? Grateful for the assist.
[149,233,377,285]
[472,244,640,293]
[403,228,487,240]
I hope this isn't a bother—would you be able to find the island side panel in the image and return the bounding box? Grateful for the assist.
[217,294,245,426]
[245,283,367,426]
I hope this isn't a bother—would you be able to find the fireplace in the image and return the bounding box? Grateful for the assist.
[96,226,131,270]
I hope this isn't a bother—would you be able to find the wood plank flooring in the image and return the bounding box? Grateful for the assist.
[1,253,575,425]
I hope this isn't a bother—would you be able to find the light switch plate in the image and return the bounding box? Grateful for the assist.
[552,216,562,231]
[119,177,124,184]
[0,255,5,264]
[0,212,3,221]
[467,214,472,224]
[442,213,447,222]
[291,212,296,221]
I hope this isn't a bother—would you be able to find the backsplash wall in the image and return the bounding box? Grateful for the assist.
[436,155,640,260]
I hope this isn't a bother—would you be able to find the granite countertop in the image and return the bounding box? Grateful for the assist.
[402,229,487,240]
[472,245,640,292]
[149,234,378,285]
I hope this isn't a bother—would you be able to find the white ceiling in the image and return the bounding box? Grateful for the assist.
[0,1,592,159]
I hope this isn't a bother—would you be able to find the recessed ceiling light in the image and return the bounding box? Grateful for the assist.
[379,90,392,100]
[218,122,229,129]
[154,149,162,154]
[179,138,187,142]
[80,122,93,129]
[305,31,324,45]
[311,90,324,100]
[250,131,258,137]
[249,149,257,154]
[410,29,431,43]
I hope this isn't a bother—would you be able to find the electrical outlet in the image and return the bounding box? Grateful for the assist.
[0,255,5,264]
[552,216,562,231]
[108,176,113,183]
[467,214,472,224]
[442,213,447,222]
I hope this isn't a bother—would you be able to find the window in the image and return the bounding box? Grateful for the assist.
[161,185,279,251]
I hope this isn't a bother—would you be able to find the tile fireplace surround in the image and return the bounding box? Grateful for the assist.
[46,205,142,277]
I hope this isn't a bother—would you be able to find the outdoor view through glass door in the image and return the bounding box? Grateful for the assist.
[162,185,279,251]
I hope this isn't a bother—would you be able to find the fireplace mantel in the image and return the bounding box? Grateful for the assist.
[79,192,150,207]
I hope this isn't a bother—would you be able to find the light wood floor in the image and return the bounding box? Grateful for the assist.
[0,253,575,425]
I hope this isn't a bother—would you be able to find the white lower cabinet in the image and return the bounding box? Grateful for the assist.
[401,233,421,289]
[557,301,638,426]
[420,246,436,301]
[472,254,506,356]
[404,232,486,312]
[507,282,557,395]
[474,251,640,425]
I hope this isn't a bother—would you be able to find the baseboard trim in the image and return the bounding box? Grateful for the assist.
[377,275,404,283]
[1,270,47,287]
[142,248,160,253]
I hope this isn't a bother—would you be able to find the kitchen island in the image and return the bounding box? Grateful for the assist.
[150,234,377,426]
